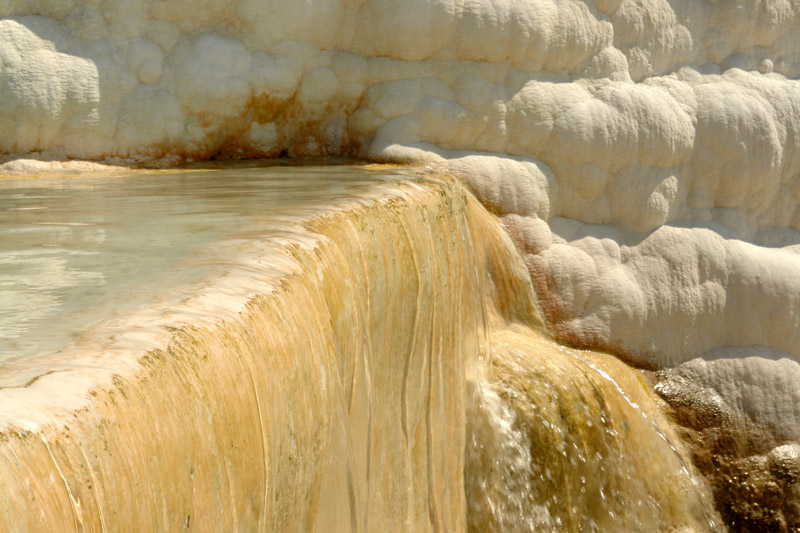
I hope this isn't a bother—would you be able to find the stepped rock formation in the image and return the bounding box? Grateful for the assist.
[3,0,800,529]
[0,168,719,530]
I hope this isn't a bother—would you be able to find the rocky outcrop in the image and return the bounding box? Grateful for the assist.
[3,1,800,527]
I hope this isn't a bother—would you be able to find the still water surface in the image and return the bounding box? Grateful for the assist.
[0,163,413,362]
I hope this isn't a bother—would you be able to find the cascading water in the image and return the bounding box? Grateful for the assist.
[0,164,718,531]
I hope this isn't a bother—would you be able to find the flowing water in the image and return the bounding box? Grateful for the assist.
[0,163,719,531]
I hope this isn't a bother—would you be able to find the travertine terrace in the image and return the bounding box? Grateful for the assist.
[3,0,800,529]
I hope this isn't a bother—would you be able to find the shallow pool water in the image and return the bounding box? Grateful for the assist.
[0,163,412,362]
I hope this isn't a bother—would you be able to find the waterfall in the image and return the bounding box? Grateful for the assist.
[0,166,717,530]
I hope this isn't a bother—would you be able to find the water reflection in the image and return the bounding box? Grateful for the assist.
[0,164,412,361]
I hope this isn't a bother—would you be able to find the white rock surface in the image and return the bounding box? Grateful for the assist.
[3,0,800,438]
[670,346,800,443]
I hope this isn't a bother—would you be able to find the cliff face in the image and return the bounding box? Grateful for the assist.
[3,0,800,527]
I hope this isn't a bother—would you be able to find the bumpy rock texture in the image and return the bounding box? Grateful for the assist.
[3,0,800,528]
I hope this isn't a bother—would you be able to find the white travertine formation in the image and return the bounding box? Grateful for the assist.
[3,0,800,460]
[669,346,800,443]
